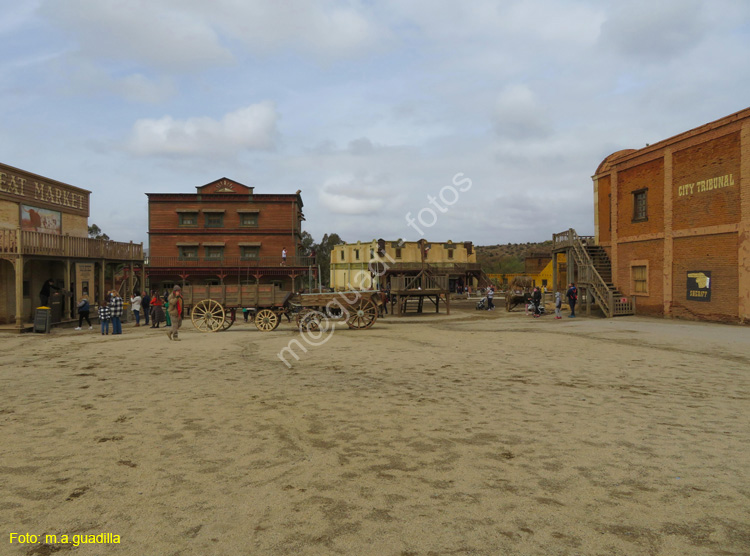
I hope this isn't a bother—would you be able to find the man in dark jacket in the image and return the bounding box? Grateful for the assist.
[140,290,150,326]
[39,279,60,307]
[532,287,542,317]
[566,283,578,318]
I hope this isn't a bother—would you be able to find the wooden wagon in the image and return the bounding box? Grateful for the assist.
[183,283,294,332]
[293,291,384,331]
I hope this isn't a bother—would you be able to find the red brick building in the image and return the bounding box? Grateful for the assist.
[593,107,750,323]
[146,178,313,291]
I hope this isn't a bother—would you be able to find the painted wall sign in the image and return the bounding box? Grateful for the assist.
[20,204,62,235]
[0,165,89,216]
[677,174,735,197]
[687,271,711,302]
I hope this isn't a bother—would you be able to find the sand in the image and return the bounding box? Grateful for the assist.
[1,301,749,556]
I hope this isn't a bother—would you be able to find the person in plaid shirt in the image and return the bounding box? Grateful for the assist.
[109,290,124,335]
[98,298,111,335]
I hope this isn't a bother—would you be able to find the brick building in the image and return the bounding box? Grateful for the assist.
[592,107,750,323]
[146,178,313,292]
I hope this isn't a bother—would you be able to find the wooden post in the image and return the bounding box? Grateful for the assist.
[100,260,106,304]
[586,286,591,316]
[552,252,558,293]
[14,255,24,329]
[608,290,614,318]
[65,259,71,320]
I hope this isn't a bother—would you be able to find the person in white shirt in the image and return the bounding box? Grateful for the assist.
[130,292,142,327]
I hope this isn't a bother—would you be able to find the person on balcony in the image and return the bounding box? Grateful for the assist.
[281,247,287,266]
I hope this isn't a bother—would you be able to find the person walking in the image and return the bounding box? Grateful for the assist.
[141,290,150,326]
[98,299,111,335]
[75,294,92,330]
[555,291,562,319]
[130,291,142,327]
[109,290,124,334]
[167,285,183,341]
[532,287,542,318]
[486,286,495,310]
[566,282,578,318]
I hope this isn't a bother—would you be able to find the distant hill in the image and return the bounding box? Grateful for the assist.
[476,240,553,274]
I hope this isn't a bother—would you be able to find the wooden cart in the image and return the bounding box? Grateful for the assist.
[183,283,294,332]
[293,291,383,331]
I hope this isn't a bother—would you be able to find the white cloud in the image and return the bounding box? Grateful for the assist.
[494,84,550,140]
[127,102,278,156]
[40,0,233,70]
[318,175,388,215]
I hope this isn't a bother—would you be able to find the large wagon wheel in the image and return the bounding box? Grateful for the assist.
[221,311,235,331]
[346,298,378,329]
[296,308,321,332]
[191,299,225,332]
[255,308,279,332]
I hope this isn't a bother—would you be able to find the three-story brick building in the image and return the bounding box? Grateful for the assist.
[146,178,313,292]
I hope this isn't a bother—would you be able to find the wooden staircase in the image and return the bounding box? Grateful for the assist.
[552,229,636,318]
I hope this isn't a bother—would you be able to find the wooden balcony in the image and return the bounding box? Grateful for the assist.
[147,255,317,270]
[0,227,143,261]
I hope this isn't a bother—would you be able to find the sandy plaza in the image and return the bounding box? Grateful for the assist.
[2,303,749,556]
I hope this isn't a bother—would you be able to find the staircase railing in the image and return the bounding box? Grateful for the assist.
[554,229,635,317]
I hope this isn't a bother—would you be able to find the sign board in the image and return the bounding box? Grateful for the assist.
[20,204,62,235]
[687,271,711,302]
[76,262,95,301]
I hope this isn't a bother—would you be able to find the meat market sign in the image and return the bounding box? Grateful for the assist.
[0,163,90,217]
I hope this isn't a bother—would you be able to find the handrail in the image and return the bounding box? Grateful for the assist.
[0,227,143,260]
[147,255,317,268]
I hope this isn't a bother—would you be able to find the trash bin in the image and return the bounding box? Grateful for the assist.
[34,307,52,334]
[50,295,64,324]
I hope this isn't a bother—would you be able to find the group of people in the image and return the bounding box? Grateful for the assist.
[515,282,577,318]
[75,286,184,340]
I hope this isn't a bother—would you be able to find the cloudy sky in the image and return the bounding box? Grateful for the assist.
[2,1,749,248]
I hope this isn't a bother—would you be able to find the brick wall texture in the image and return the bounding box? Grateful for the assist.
[594,108,750,324]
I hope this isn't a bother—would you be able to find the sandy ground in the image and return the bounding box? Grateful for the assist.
[1,300,749,556]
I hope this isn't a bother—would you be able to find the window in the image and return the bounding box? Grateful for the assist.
[631,264,648,295]
[205,213,224,228]
[178,246,198,260]
[354,249,360,260]
[395,248,402,259]
[447,249,454,259]
[632,189,648,222]
[370,248,375,260]
[205,246,224,260]
[240,246,259,260]
[239,213,258,227]
[178,212,198,226]
[340,250,345,261]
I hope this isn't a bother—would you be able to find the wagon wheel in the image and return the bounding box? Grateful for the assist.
[346,298,378,329]
[191,299,225,332]
[220,314,235,331]
[296,308,321,332]
[255,308,279,332]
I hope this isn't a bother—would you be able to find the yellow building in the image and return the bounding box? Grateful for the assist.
[330,239,481,291]
[488,253,567,292]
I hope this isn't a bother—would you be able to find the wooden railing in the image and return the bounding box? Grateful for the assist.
[147,256,317,269]
[0,227,143,261]
[391,274,449,292]
[553,228,635,317]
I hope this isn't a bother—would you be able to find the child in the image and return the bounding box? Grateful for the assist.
[98,299,112,335]
[555,291,562,319]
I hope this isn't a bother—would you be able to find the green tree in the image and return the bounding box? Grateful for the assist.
[88,224,110,240]
[315,232,344,286]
